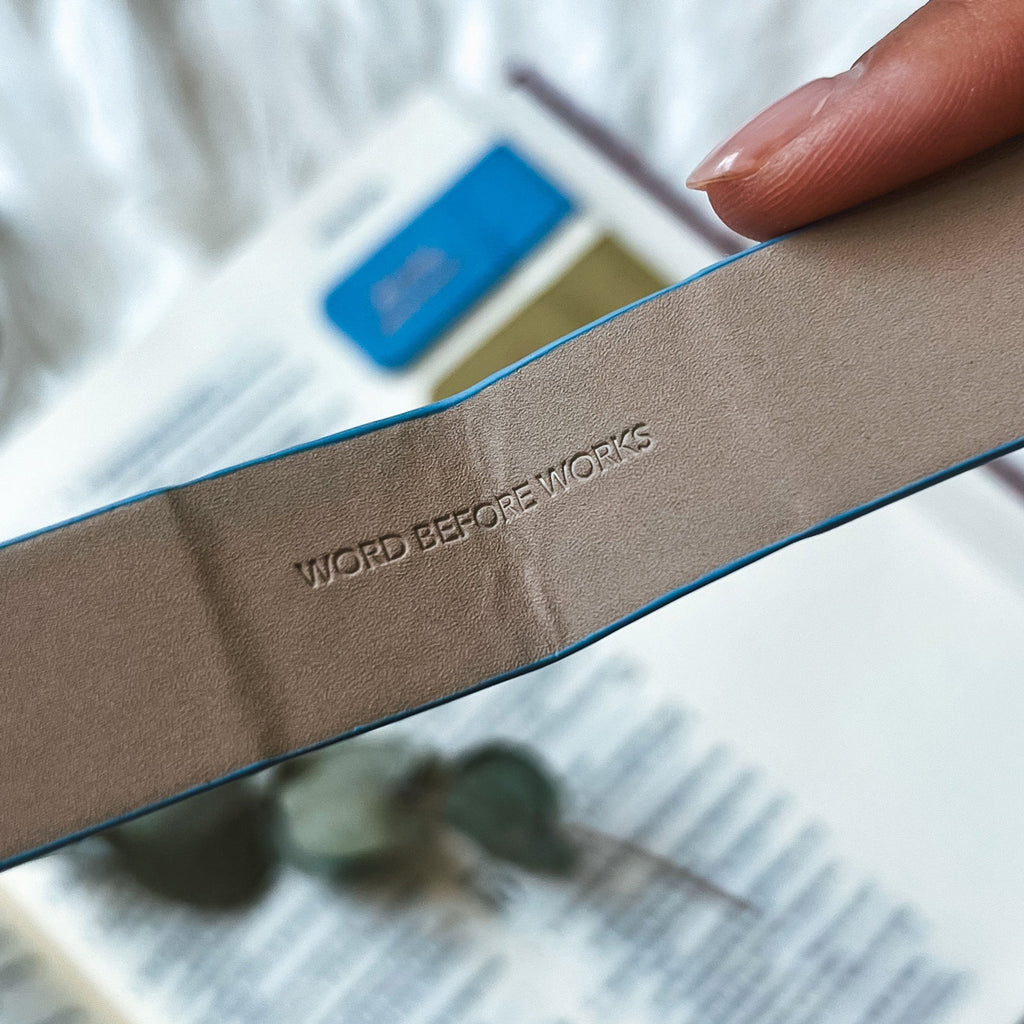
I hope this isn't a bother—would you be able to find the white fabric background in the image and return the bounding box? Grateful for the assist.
[0,0,922,432]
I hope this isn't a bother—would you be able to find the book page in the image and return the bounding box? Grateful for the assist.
[0,887,138,1024]
[2,650,972,1024]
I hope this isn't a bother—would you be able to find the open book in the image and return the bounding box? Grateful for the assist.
[3,89,1024,1024]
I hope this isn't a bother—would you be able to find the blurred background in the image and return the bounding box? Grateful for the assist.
[0,0,921,431]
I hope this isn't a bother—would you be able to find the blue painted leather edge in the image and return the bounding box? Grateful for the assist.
[5,230,1023,872]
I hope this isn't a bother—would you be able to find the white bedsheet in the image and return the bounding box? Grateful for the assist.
[0,0,921,431]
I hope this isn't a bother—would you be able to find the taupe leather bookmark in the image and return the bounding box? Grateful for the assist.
[3,139,1024,871]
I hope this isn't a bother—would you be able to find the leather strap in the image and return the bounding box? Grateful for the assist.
[4,139,1024,869]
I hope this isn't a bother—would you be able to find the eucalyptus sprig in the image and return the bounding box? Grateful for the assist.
[271,739,579,889]
[102,737,749,913]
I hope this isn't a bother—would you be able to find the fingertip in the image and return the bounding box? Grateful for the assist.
[700,178,796,242]
[690,0,1024,240]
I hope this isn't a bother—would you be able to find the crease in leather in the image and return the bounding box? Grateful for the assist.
[455,391,570,653]
[162,488,286,760]
[0,496,259,857]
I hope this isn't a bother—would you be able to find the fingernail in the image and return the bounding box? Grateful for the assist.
[686,76,840,190]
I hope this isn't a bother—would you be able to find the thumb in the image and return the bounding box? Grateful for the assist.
[687,0,1024,241]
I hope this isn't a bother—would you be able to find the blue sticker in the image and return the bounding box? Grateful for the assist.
[323,144,574,369]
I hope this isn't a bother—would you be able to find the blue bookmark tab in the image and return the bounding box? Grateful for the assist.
[323,144,574,369]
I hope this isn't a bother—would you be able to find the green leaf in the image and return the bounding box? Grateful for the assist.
[444,745,577,875]
[274,739,423,874]
[104,780,276,908]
